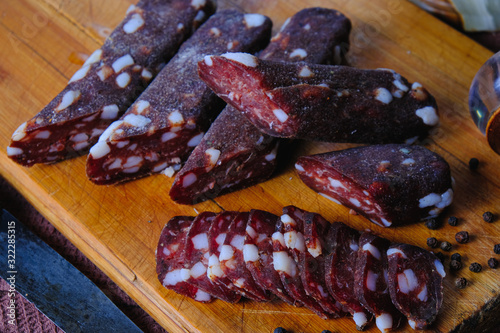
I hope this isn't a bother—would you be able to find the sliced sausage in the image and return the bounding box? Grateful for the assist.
[244,209,296,305]
[219,212,270,301]
[169,7,352,204]
[301,212,347,317]
[207,211,256,299]
[8,0,216,166]
[197,53,438,143]
[86,9,272,184]
[387,244,445,330]
[324,222,371,329]
[295,144,454,227]
[354,232,404,332]
[156,216,212,302]
[272,206,331,319]
[182,212,241,303]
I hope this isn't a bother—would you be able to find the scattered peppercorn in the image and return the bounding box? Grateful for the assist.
[434,252,445,263]
[321,330,333,333]
[440,241,452,251]
[488,258,499,269]
[469,262,482,273]
[450,260,462,271]
[448,216,458,226]
[455,277,467,289]
[469,157,479,170]
[494,244,500,255]
[451,253,462,262]
[483,211,495,223]
[455,231,469,244]
[425,218,439,230]
[273,327,288,333]
[426,237,439,248]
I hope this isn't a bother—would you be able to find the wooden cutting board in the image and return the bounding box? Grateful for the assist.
[1,0,499,332]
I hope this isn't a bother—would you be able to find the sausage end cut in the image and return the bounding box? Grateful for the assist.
[295,144,454,227]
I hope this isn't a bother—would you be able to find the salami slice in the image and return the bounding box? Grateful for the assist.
[301,212,346,317]
[387,244,445,330]
[8,0,216,167]
[169,7,352,204]
[197,53,439,143]
[86,9,272,184]
[354,232,404,332]
[156,216,212,303]
[295,144,454,227]
[244,209,296,305]
[182,212,241,303]
[219,212,270,302]
[272,206,330,319]
[208,211,263,301]
[324,222,371,329]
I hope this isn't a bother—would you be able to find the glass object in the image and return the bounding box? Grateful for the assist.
[469,51,500,154]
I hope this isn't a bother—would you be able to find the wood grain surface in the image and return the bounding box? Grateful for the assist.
[1,0,499,332]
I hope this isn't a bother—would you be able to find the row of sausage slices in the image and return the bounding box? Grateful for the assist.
[156,206,445,332]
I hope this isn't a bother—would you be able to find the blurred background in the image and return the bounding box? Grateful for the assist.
[409,0,500,52]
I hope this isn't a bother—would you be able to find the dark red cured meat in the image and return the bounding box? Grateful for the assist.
[301,212,346,317]
[354,232,404,332]
[85,9,272,184]
[219,212,270,301]
[272,206,330,319]
[207,211,263,301]
[197,54,439,143]
[387,243,445,330]
[206,212,240,290]
[169,7,352,205]
[324,222,371,329]
[7,0,216,167]
[156,216,212,303]
[183,212,241,303]
[244,209,296,305]
[295,144,454,227]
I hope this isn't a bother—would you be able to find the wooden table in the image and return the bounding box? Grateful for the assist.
[1,0,499,332]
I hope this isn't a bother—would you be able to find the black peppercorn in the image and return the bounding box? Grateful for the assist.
[426,237,439,248]
[469,262,482,273]
[440,241,452,251]
[494,244,500,255]
[469,157,479,170]
[448,216,458,226]
[455,231,469,244]
[483,211,495,223]
[274,327,288,333]
[488,258,499,269]
[434,252,445,263]
[455,277,467,289]
[451,253,462,262]
[425,218,439,230]
[321,330,333,333]
[450,260,462,271]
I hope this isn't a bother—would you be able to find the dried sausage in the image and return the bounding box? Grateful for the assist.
[207,211,257,298]
[387,243,446,330]
[324,222,371,329]
[182,212,241,303]
[86,9,272,184]
[301,212,347,317]
[197,54,438,143]
[354,232,404,332]
[219,212,270,301]
[295,144,454,227]
[169,7,352,204]
[156,216,212,303]
[8,0,216,166]
[272,206,331,319]
[244,209,296,305]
